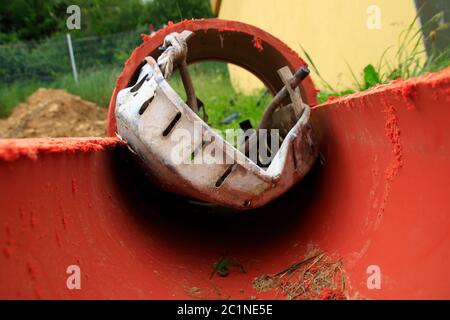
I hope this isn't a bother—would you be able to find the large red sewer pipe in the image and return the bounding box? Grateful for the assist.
[1,18,450,299]
[1,67,449,299]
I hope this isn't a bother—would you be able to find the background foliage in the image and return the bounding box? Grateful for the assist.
[0,0,212,44]
[0,0,212,84]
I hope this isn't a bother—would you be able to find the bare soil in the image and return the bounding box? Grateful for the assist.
[0,88,107,138]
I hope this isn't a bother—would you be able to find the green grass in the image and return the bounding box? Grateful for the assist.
[0,67,120,118]
[50,68,120,108]
[0,81,41,118]
[303,12,450,104]
[3,13,449,123]
[169,62,270,131]
[2,10,449,120]
[0,62,270,133]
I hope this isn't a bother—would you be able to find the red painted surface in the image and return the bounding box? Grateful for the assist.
[106,18,318,136]
[1,68,449,299]
[0,138,123,161]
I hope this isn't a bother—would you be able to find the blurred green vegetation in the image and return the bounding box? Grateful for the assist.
[1,1,448,127]
[170,62,270,131]
[0,62,270,132]
[0,0,212,44]
[0,0,264,127]
[0,31,144,84]
[0,82,41,118]
[0,0,213,85]
[0,66,119,118]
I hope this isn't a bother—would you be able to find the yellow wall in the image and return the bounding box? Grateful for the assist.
[218,0,425,93]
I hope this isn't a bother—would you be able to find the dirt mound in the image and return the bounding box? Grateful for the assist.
[0,88,107,138]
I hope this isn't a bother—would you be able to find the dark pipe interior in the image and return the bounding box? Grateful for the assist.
[109,144,322,251]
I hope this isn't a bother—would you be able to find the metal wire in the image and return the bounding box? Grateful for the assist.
[0,30,144,84]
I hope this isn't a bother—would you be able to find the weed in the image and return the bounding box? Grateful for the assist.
[301,12,450,103]
[211,257,245,278]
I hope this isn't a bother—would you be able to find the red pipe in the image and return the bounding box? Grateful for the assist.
[1,68,449,299]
